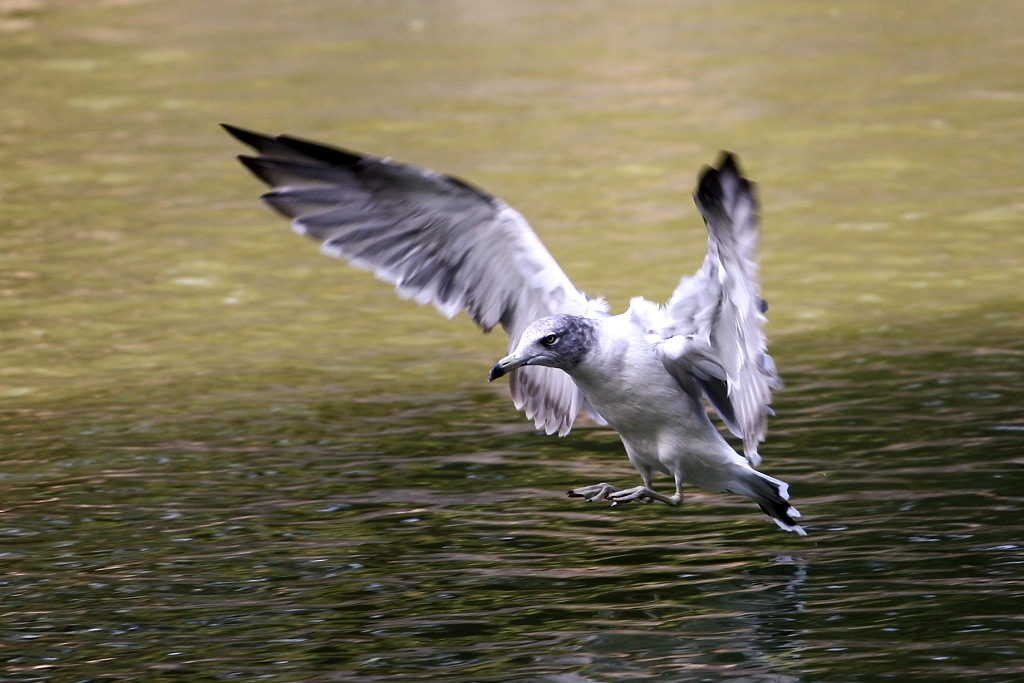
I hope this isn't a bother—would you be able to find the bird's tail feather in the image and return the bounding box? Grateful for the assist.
[730,468,806,536]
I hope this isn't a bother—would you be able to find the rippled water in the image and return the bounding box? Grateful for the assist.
[4,345,1022,681]
[2,1,1022,681]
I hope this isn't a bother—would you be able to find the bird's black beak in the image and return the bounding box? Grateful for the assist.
[488,353,528,382]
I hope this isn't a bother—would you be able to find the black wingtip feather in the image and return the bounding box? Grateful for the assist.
[235,154,275,187]
[222,123,271,151]
[224,123,366,169]
[693,151,760,228]
[275,134,365,167]
[696,151,742,204]
[716,150,741,177]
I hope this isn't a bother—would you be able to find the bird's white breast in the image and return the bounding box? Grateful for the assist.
[572,316,694,430]
[569,314,740,480]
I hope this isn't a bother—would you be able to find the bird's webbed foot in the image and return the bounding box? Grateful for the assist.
[567,483,622,503]
[567,483,681,507]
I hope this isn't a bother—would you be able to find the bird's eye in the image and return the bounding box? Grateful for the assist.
[540,333,558,346]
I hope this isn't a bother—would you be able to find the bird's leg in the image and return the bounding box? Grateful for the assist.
[606,486,680,506]
[604,471,684,507]
[567,482,622,503]
[569,471,685,507]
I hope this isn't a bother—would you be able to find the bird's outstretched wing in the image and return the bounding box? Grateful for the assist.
[224,125,606,436]
[641,153,780,465]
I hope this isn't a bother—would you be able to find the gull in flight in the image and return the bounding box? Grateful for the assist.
[224,124,805,535]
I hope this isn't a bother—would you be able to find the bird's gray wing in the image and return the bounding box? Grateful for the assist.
[660,153,781,465]
[224,125,606,436]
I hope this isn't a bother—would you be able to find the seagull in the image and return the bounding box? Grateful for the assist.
[224,124,805,535]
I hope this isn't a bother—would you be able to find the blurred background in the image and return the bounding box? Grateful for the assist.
[1,1,1021,681]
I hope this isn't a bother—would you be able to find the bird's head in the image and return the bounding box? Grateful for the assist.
[488,314,596,381]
